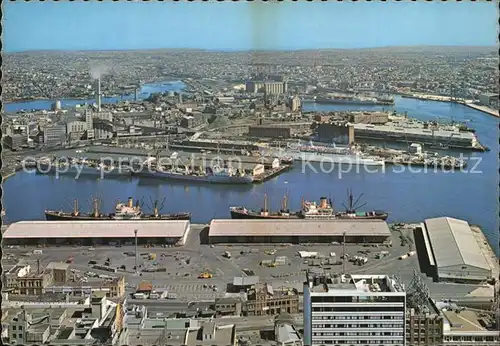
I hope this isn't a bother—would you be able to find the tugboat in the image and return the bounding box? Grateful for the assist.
[44,197,191,221]
[229,190,388,221]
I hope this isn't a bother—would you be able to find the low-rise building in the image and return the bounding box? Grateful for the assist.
[245,283,299,316]
[406,306,444,345]
[2,294,125,346]
[17,271,53,296]
[439,302,499,346]
[248,125,292,139]
[180,112,205,128]
[215,297,243,317]
[46,262,71,285]
[43,124,66,146]
[44,277,126,299]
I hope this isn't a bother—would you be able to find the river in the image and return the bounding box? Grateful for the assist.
[3,96,499,255]
[3,80,185,113]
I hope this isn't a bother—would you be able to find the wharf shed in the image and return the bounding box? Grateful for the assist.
[424,217,492,283]
[3,220,191,246]
[208,219,391,244]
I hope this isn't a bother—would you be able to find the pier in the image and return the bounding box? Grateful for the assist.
[253,164,292,183]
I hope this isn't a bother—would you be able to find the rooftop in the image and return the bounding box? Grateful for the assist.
[233,276,259,287]
[46,262,71,271]
[185,323,236,346]
[209,219,391,237]
[4,220,190,239]
[276,323,302,344]
[307,274,405,294]
[425,217,491,272]
[438,306,499,334]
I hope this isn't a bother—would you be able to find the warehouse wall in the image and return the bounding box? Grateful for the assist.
[438,264,491,282]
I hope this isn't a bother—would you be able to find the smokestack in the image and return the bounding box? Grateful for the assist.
[96,78,102,112]
[128,197,133,208]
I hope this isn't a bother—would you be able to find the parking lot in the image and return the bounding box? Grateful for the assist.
[2,223,486,301]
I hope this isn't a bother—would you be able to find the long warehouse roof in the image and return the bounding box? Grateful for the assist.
[209,219,391,237]
[424,217,490,271]
[3,220,189,239]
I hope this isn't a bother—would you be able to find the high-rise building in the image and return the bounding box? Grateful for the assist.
[85,107,94,139]
[303,272,406,346]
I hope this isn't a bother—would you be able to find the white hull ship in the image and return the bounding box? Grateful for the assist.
[264,141,385,166]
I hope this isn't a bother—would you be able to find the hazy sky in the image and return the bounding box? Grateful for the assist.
[3,1,498,52]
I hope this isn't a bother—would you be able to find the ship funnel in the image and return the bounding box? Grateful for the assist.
[320,197,328,209]
[128,197,133,208]
[153,206,159,217]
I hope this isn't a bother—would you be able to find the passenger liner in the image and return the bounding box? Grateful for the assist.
[265,141,385,166]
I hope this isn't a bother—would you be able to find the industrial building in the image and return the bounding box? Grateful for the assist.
[208,219,392,244]
[350,111,389,124]
[315,122,355,144]
[353,123,478,148]
[248,125,293,139]
[246,81,288,95]
[479,93,498,106]
[303,272,406,346]
[422,217,493,283]
[2,220,191,246]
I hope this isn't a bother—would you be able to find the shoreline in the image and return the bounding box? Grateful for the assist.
[1,171,16,181]
[462,103,499,117]
[401,94,499,118]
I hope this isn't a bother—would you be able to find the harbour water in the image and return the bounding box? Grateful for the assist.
[3,80,185,113]
[2,96,499,255]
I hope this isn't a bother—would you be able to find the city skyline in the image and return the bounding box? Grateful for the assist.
[3,1,498,53]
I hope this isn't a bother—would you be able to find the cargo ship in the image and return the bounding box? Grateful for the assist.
[132,152,254,184]
[230,191,388,221]
[45,197,191,221]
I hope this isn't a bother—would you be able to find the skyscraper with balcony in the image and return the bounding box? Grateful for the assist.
[303,272,406,346]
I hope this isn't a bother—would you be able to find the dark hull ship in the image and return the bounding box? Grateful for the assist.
[45,197,191,221]
[230,190,388,221]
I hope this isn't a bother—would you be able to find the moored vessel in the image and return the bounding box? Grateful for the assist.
[44,197,191,221]
[36,158,131,177]
[229,190,388,221]
[265,141,385,166]
[133,150,254,184]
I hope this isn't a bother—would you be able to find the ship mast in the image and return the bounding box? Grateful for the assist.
[153,200,159,218]
[155,149,160,170]
[92,198,99,218]
[262,193,268,216]
[73,199,79,216]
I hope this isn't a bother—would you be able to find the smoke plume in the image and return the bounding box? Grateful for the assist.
[90,64,112,80]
